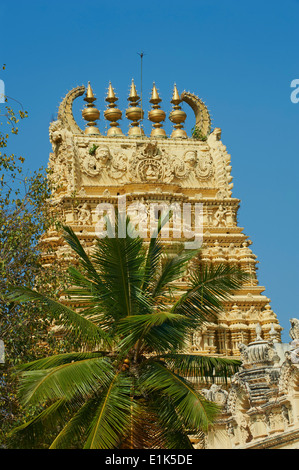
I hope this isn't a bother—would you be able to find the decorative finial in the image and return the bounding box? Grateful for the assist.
[128,79,139,101]
[104,82,123,137]
[255,323,263,341]
[169,84,187,138]
[125,79,144,137]
[148,83,166,138]
[107,82,116,101]
[86,82,96,101]
[269,323,279,342]
[82,82,100,135]
[151,82,160,102]
[172,84,181,103]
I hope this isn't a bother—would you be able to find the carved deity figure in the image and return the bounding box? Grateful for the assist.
[213,204,227,227]
[192,330,203,351]
[49,120,73,190]
[77,203,92,225]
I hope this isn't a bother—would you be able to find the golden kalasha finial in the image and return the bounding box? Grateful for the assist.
[82,82,100,135]
[169,84,187,138]
[125,79,144,137]
[148,83,166,138]
[104,82,123,137]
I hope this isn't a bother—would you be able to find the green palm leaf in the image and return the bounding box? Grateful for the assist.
[147,393,194,449]
[49,396,103,449]
[91,232,148,320]
[151,249,198,300]
[16,351,109,371]
[6,286,109,346]
[117,311,189,354]
[6,223,248,449]
[141,361,220,432]
[83,373,133,449]
[141,213,167,293]
[7,398,68,448]
[61,225,100,282]
[18,357,114,405]
[172,263,249,324]
[156,353,241,383]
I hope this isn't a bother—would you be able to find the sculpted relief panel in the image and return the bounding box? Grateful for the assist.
[48,119,237,194]
[75,141,215,187]
[81,145,111,177]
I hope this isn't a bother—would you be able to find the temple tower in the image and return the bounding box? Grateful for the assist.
[44,81,282,357]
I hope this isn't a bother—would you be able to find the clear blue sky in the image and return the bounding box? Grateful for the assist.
[1,0,298,341]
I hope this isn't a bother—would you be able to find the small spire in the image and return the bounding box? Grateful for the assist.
[148,82,166,138]
[85,81,96,102]
[150,83,161,104]
[128,79,140,102]
[169,84,187,138]
[126,79,144,137]
[106,82,116,103]
[82,82,100,135]
[104,82,123,137]
[171,84,181,105]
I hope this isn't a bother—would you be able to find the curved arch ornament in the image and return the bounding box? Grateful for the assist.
[57,85,85,134]
[181,91,211,137]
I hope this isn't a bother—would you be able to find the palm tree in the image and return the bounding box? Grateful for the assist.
[6,216,248,449]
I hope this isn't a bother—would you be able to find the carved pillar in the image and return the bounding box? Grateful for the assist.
[217,328,229,355]
[231,329,242,356]
[207,207,214,227]
[226,208,235,227]
[207,328,217,354]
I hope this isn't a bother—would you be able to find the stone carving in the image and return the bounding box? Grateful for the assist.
[289,318,299,340]
[208,130,233,196]
[195,152,214,180]
[191,330,204,351]
[282,404,291,425]
[44,86,283,377]
[76,203,92,225]
[226,208,236,227]
[227,422,235,437]
[49,120,74,191]
[255,322,263,341]
[238,335,278,366]
[213,204,227,227]
[81,145,111,177]
[108,152,128,179]
[239,417,253,444]
[181,91,211,137]
[202,318,299,449]
[286,339,299,364]
[201,384,228,406]
[129,142,172,183]
[216,189,229,199]
[172,150,198,179]
[126,200,148,237]
[78,187,86,196]
[57,85,85,134]
[78,140,215,184]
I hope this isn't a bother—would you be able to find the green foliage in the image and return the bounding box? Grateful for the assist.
[0,71,70,446]
[88,144,99,155]
[191,126,207,141]
[5,217,248,449]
